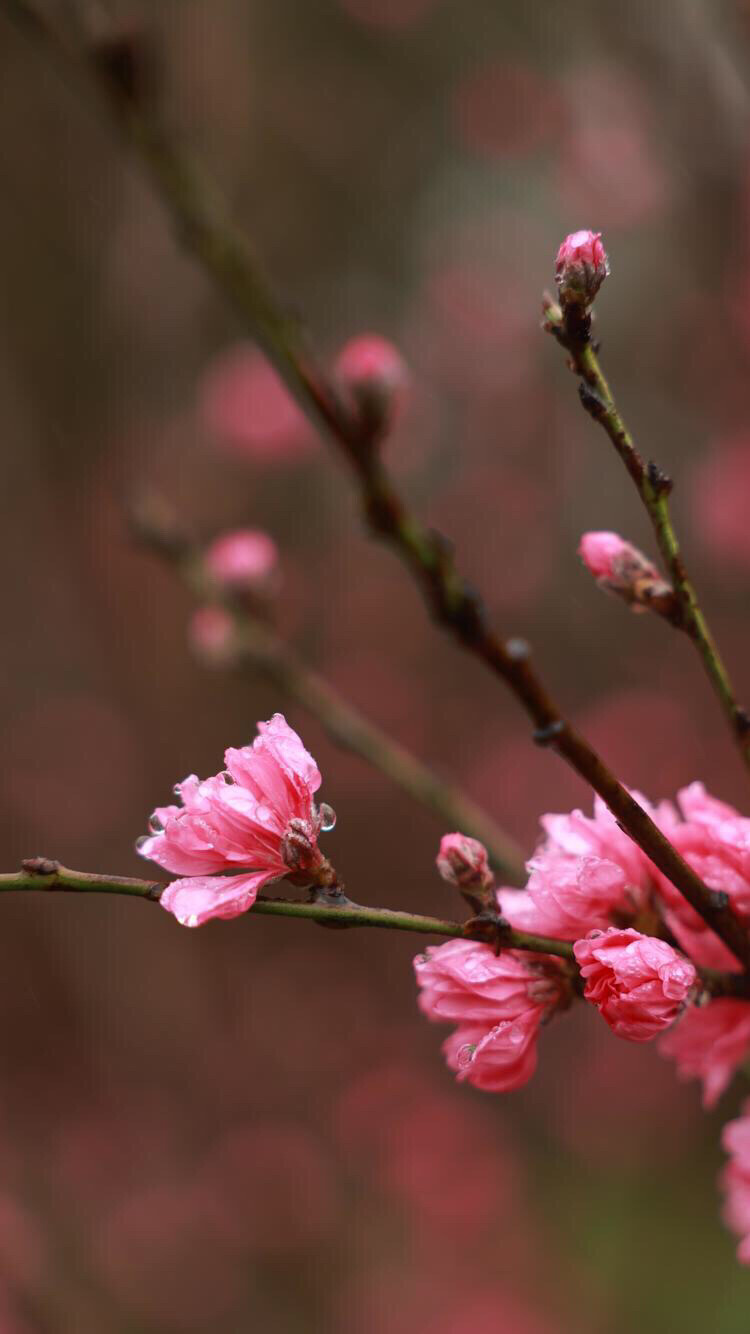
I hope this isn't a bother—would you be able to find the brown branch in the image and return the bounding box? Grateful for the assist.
[544,296,750,776]
[5,0,750,968]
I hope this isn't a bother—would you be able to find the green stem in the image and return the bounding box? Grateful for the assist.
[545,298,750,776]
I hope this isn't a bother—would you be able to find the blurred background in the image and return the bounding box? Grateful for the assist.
[2,0,750,1328]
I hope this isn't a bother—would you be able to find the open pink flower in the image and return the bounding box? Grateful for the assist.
[721,1100,750,1264]
[659,999,750,1107]
[499,855,630,940]
[138,714,327,927]
[574,927,695,1042]
[414,939,564,1093]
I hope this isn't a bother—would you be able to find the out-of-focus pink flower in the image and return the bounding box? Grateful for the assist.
[334,334,407,437]
[499,855,631,940]
[692,436,750,569]
[555,229,609,306]
[336,0,438,30]
[660,999,750,1107]
[198,344,313,460]
[436,833,492,892]
[573,927,695,1042]
[721,1100,750,1264]
[138,714,328,926]
[453,61,563,160]
[578,530,672,611]
[414,939,564,1093]
[204,529,279,596]
[188,606,236,666]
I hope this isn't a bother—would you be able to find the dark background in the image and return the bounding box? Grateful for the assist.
[2,1,750,1329]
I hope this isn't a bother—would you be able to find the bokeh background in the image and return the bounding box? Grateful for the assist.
[2,0,750,1329]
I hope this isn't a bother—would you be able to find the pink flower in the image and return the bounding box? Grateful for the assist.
[138,714,329,927]
[721,1100,750,1264]
[414,939,564,1093]
[578,531,672,611]
[659,999,750,1107]
[334,334,407,436]
[499,855,630,940]
[204,529,279,596]
[555,229,609,306]
[573,927,695,1042]
[198,344,313,461]
[188,606,235,665]
[653,784,750,971]
[436,833,492,892]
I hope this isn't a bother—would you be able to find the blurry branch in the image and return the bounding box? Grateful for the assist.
[544,297,750,777]
[132,502,527,884]
[5,1,750,970]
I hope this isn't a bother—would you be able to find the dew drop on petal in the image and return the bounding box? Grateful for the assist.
[221,771,235,785]
[148,815,164,834]
[319,802,337,832]
[134,835,150,853]
[172,783,182,797]
[457,1043,477,1069]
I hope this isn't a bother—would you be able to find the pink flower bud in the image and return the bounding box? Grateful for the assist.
[436,833,493,892]
[574,927,696,1042]
[204,529,280,597]
[188,606,236,666]
[334,334,408,437]
[555,229,609,306]
[578,531,672,611]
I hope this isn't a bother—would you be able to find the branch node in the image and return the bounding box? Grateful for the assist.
[577,379,607,420]
[505,637,531,662]
[21,857,59,877]
[646,460,673,498]
[532,720,565,748]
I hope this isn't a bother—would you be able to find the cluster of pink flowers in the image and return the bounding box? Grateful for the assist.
[415,783,750,1109]
[138,714,331,927]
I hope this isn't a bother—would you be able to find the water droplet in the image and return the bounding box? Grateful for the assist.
[221,771,235,785]
[319,802,336,832]
[185,914,199,928]
[172,783,182,797]
[148,814,164,835]
[457,1043,476,1069]
[134,835,150,853]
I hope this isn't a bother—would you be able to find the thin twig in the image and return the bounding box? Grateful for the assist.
[2,857,570,955]
[5,0,750,968]
[544,296,750,775]
[4,859,749,999]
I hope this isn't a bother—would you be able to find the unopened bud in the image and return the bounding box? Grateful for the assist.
[188,606,236,665]
[334,334,408,440]
[436,833,493,892]
[204,528,280,599]
[555,230,609,307]
[579,531,673,612]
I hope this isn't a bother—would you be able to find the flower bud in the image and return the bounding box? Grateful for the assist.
[555,230,609,307]
[204,528,280,598]
[188,606,236,666]
[334,334,408,439]
[436,833,493,892]
[578,531,673,612]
